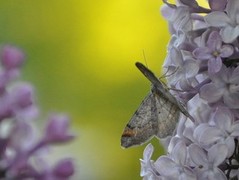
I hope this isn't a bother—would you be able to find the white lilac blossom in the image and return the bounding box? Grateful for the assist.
[140,0,239,179]
[0,45,75,179]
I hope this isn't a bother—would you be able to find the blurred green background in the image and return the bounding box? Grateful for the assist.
[0,0,171,179]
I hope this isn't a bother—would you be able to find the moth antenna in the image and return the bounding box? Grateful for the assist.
[142,50,148,68]
[157,67,179,91]
[159,67,179,80]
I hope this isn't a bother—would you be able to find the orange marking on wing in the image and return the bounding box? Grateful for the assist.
[122,128,136,137]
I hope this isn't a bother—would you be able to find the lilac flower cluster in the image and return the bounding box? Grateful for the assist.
[140,0,239,179]
[0,45,74,179]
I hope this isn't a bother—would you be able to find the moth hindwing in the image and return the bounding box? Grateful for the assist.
[121,62,192,148]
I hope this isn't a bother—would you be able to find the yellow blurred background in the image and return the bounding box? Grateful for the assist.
[0,0,173,179]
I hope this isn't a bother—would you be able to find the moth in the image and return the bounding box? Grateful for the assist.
[121,62,193,148]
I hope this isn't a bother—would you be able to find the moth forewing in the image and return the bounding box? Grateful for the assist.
[121,93,158,148]
[153,87,181,138]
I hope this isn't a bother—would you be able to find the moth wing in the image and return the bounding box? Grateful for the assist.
[154,89,180,138]
[121,93,158,148]
[155,87,193,121]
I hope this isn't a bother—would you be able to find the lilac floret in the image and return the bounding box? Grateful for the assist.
[193,31,233,74]
[44,114,74,144]
[0,45,25,70]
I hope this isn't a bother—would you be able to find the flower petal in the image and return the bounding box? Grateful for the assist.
[44,114,74,143]
[53,159,74,178]
[188,144,208,166]
[1,45,25,70]
[195,125,223,145]
[231,122,239,136]
[208,144,228,166]
[193,47,212,60]
[213,107,233,131]
[223,93,239,109]
[220,26,239,43]
[220,45,234,57]
[155,156,178,176]
[207,31,222,50]
[204,11,231,27]
[230,66,239,84]
[208,57,222,74]
[172,141,187,165]
[143,143,154,161]
[225,137,235,157]
[200,83,224,103]
[207,168,227,180]
[193,124,209,141]
[184,59,199,78]
[226,0,239,19]
[170,47,184,66]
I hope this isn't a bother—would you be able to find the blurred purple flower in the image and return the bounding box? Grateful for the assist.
[53,159,74,178]
[37,159,74,180]
[0,45,25,70]
[44,114,74,144]
[0,45,75,179]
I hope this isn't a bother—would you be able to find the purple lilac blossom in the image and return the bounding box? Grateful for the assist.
[140,0,239,179]
[0,45,75,179]
[193,31,233,74]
